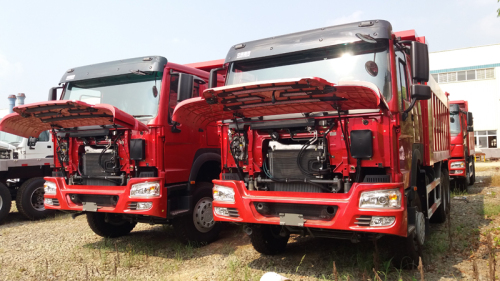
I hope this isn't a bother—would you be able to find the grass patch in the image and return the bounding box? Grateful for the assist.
[480,202,500,217]
[491,174,500,186]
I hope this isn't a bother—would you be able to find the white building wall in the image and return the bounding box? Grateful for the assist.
[430,44,500,158]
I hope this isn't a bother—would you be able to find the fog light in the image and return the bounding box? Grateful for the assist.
[214,207,230,216]
[370,216,395,226]
[136,202,153,210]
[44,198,54,206]
[453,170,463,175]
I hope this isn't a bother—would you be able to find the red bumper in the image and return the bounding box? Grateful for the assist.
[449,159,466,178]
[212,180,408,237]
[43,177,167,218]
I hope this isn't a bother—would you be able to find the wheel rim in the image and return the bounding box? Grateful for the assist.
[0,194,3,211]
[193,197,215,233]
[30,186,45,211]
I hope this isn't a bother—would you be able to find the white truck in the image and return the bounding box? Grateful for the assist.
[0,94,55,222]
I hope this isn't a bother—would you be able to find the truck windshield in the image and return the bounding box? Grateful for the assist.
[450,113,461,135]
[227,40,392,101]
[63,72,163,118]
[0,131,22,145]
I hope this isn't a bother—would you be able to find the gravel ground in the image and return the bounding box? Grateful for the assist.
[1,165,500,280]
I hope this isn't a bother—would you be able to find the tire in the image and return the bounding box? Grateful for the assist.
[172,182,221,245]
[469,156,475,185]
[0,182,12,222]
[16,177,55,220]
[391,191,425,269]
[430,167,450,223]
[250,224,289,255]
[86,212,136,238]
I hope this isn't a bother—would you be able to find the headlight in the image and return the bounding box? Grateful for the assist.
[43,181,57,195]
[213,185,235,203]
[130,181,160,198]
[359,189,401,209]
[451,161,465,168]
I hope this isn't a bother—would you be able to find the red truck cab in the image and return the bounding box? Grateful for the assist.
[0,56,225,244]
[173,20,451,268]
[449,100,475,188]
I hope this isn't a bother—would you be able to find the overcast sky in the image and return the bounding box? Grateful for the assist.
[0,0,499,104]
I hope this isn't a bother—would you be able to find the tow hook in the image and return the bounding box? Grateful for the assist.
[243,225,253,236]
[71,212,85,219]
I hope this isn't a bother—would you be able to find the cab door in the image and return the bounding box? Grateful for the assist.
[163,70,204,184]
[26,131,53,159]
[396,50,416,183]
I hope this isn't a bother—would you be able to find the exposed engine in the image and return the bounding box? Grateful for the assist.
[55,129,128,186]
[224,116,389,194]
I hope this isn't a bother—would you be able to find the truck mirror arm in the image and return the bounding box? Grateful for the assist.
[402,98,417,121]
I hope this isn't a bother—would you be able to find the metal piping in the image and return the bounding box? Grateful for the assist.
[7,95,16,113]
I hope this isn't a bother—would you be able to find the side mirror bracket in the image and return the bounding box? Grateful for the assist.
[171,122,181,133]
[208,67,226,89]
[48,86,63,101]
[402,84,432,121]
[27,137,38,149]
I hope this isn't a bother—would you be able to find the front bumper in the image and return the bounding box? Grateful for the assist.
[449,159,466,178]
[212,180,407,237]
[43,177,167,218]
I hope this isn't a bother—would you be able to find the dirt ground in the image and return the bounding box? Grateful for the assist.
[1,164,500,280]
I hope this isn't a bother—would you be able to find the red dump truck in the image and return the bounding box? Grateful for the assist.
[449,100,475,189]
[173,20,451,267]
[0,56,225,244]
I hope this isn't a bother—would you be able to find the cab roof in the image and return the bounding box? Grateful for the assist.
[60,56,168,84]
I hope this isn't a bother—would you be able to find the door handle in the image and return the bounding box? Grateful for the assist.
[47,145,52,148]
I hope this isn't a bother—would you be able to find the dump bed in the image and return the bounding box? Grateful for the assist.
[423,76,450,166]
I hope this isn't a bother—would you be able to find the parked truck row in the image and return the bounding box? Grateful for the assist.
[0,19,474,268]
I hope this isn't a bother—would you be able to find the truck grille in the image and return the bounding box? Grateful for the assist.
[253,202,336,220]
[354,216,372,226]
[227,208,239,217]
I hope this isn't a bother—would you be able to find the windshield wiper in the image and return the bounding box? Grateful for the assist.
[132,115,153,118]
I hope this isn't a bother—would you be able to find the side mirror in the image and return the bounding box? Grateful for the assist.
[411,41,430,83]
[411,84,431,100]
[48,87,62,101]
[27,137,37,148]
[208,67,225,89]
[467,112,473,126]
[177,73,194,103]
[467,126,474,132]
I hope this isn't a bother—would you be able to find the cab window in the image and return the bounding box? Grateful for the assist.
[395,50,409,110]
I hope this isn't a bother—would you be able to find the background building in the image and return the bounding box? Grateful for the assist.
[430,44,500,158]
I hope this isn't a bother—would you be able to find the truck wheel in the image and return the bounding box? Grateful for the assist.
[469,156,475,185]
[250,224,289,255]
[172,182,221,245]
[86,212,137,238]
[430,167,450,223]
[392,193,424,269]
[16,177,55,220]
[0,182,12,222]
